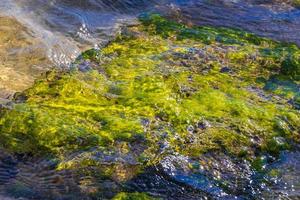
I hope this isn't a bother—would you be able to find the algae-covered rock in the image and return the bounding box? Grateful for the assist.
[0,13,299,199]
[281,55,300,80]
[112,192,156,200]
[292,0,300,7]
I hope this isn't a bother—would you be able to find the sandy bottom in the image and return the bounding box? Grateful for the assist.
[0,16,51,98]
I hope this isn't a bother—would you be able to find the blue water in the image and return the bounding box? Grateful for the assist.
[1,0,300,67]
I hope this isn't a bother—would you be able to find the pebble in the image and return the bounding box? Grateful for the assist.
[197,120,211,130]
[220,66,231,73]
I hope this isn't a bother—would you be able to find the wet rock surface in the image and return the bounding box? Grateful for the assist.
[125,166,211,200]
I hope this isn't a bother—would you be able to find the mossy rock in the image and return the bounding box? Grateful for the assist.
[112,192,157,200]
[281,55,300,80]
[0,14,299,176]
[292,0,300,8]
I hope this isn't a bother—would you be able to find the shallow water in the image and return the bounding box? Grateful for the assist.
[2,0,300,67]
[1,150,299,199]
[0,0,300,199]
[160,0,300,45]
[1,0,300,96]
[0,0,300,98]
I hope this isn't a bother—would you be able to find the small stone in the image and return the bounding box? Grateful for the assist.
[274,137,286,145]
[78,61,92,72]
[220,66,231,73]
[181,61,189,67]
[13,92,27,103]
[161,132,169,139]
[187,125,195,134]
[197,120,211,130]
[287,98,294,105]
[141,118,150,127]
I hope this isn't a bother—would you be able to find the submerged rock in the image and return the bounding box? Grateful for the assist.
[219,66,231,73]
[0,14,299,199]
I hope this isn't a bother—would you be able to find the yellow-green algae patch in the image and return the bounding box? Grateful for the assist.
[0,14,299,177]
[292,0,300,7]
[112,192,157,200]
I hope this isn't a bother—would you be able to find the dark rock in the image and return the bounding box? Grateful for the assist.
[187,125,195,134]
[125,165,211,200]
[141,118,150,128]
[0,155,18,184]
[197,120,211,130]
[12,92,27,104]
[78,61,93,72]
[220,66,231,73]
[288,97,300,110]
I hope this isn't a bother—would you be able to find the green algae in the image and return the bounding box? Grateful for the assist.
[292,0,300,7]
[112,192,157,200]
[0,70,146,155]
[0,14,299,179]
[139,13,271,45]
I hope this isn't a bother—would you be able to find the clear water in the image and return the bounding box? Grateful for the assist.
[1,0,300,67]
